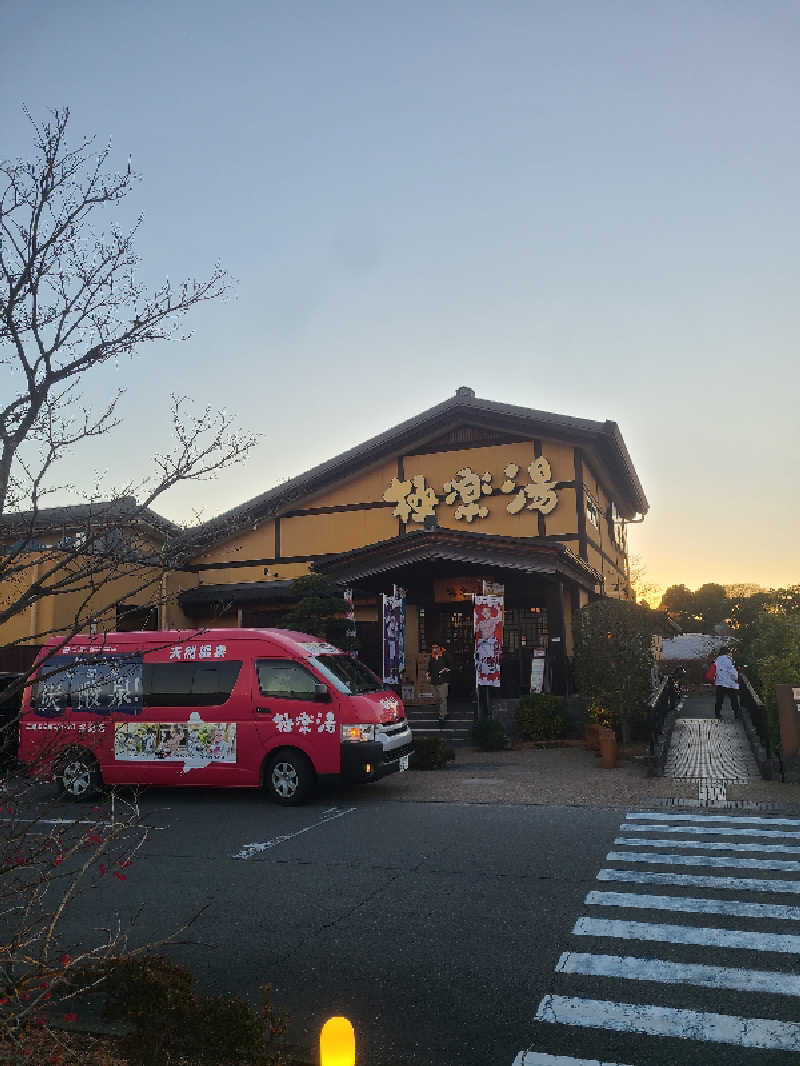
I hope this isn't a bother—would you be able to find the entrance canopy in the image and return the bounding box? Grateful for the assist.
[314,527,601,592]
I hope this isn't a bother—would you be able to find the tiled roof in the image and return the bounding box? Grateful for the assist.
[195,387,647,543]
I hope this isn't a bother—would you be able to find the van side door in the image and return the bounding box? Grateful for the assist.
[253,659,339,775]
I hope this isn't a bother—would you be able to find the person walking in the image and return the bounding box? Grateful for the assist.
[428,643,451,728]
[713,647,740,720]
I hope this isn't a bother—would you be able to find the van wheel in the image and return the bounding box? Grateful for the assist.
[265,751,314,806]
[57,752,101,801]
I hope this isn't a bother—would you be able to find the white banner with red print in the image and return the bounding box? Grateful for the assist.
[474,595,503,687]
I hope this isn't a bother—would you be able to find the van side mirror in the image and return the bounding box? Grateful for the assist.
[313,681,331,702]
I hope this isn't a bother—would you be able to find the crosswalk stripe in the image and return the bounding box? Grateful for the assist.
[556,951,800,997]
[535,994,800,1050]
[574,915,800,953]
[585,889,800,920]
[613,836,800,855]
[619,823,800,839]
[625,812,800,826]
[606,850,800,872]
[512,1053,633,1066]
[598,867,800,893]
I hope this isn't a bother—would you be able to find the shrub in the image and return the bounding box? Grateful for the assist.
[515,693,566,741]
[573,599,656,743]
[471,718,506,751]
[410,735,455,770]
[103,954,288,1066]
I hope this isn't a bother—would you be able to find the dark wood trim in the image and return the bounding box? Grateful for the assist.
[574,449,588,561]
[281,500,394,519]
[397,456,406,535]
[405,430,535,456]
[532,438,546,538]
[585,534,628,578]
[274,518,280,559]
[182,532,582,574]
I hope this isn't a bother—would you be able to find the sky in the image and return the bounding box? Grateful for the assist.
[2,1,798,597]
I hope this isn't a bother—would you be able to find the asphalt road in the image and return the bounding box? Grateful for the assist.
[11,778,800,1065]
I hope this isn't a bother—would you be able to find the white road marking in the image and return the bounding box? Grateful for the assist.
[625,812,800,826]
[233,806,357,859]
[598,867,800,893]
[614,835,800,855]
[535,995,800,1051]
[0,816,167,830]
[574,915,800,953]
[512,1053,632,1066]
[585,889,800,921]
[557,951,800,997]
[619,823,800,839]
[607,850,800,872]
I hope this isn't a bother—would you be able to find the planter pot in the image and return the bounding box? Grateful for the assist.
[598,729,617,769]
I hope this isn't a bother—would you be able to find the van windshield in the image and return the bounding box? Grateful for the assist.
[312,654,384,695]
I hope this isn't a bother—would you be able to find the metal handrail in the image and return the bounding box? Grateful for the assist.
[739,672,783,782]
[646,676,675,777]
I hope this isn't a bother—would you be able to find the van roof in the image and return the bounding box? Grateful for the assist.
[40,628,344,657]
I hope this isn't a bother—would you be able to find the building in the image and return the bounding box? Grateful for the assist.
[164,387,648,699]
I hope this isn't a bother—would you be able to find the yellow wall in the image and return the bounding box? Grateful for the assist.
[280,509,398,557]
[545,487,577,537]
[191,521,276,565]
[0,553,163,645]
[304,458,400,508]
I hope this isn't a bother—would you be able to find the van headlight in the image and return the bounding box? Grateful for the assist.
[340,724,375,742]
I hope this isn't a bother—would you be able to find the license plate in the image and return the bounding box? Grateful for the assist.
[399,754,409,772]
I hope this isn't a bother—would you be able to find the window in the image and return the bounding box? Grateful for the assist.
[611,503,626,552]
[502,608,549,652]
[585,494,599,529]
[32,656,74,717]
[71,658,143,714]
[313,654,382,694]
[33,655,146,716]
[143,661,241,707]
[256,660,319,700]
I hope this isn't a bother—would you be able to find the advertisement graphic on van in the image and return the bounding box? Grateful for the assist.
[20,629,413,805]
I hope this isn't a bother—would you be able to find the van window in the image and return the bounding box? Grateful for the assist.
[256,660,319,700]
[71,657,143,715]
[32,656,74,717]
[143,661,242,707]
[33,655,144,717]
[313,654,383,695]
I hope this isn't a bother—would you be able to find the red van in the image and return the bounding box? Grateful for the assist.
[19,629,413,805]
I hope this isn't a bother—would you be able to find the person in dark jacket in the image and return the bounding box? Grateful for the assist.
[428,643,451,727]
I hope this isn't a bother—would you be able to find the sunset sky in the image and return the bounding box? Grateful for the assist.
[3,2,798,598]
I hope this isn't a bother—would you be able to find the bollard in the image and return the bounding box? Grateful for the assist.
[320,1016,355,1066]
[598,727,617,769]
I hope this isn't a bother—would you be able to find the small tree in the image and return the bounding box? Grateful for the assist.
[742,598,800,753]
[573,599,656,744]
[659,583,697,630]
[692,583,730,633]
[280,574,357,650]
[0,107,256,1054]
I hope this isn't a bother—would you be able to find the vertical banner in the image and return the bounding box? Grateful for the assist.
[343,589,357,655]
[474,594,503,687]
[382,593,405,684]
[394,585,407,676]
